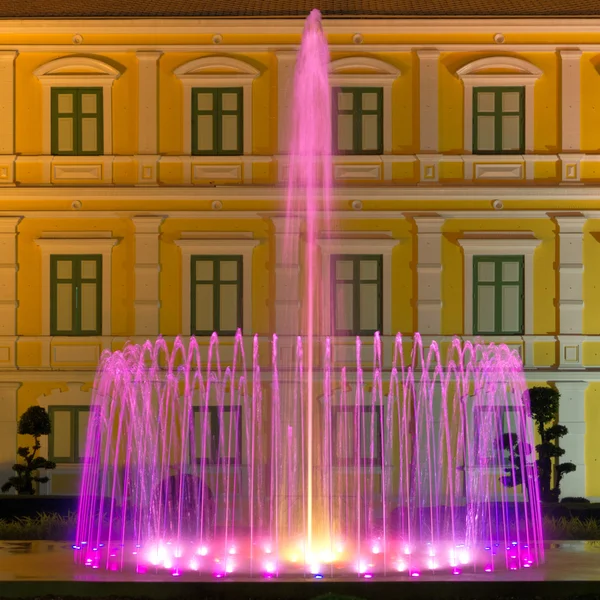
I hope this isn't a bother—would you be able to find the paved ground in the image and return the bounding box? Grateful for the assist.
[0,540,599,582]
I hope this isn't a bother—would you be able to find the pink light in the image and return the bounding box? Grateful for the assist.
[452,568,462,575]
[198,546,208,556]
[363,573,373,579]
[410,571,420,578]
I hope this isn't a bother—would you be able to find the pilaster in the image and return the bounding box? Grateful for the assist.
[0,217,21,370]
[0,51,18,185]
[560,50,582,153]
[0,382,20,493]
[555,215,585,368]
[270,216,300,363]
[554,380,588,498]
[417,50,440,153]
[275,51,297,155]
[132,216,165,336]
[414,217,445,335]
[135,51,162,186]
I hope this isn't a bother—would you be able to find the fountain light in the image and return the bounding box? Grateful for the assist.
[225,559,235,573]
[371,544,381,555]
[410,570,420,577]
[198,546,208,556]
[452,567,462,575]
[396,561,407,572]
[265,561,276,574]
[189,560,199,571]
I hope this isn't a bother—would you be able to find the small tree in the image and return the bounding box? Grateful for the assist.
[528,386,576,503]
[1,406,56,495]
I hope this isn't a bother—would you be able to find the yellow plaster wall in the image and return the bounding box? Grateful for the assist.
[586,384,600,497]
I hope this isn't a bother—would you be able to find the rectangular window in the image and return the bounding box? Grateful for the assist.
[473,87,524,154]
[473,256,524,335]
[191,256,242,336]
[192,88,243,155]
[332,255,382,335]
[333,87,383,155]
[474,406,520,466]
[50,255,102,336]
[48,405,91,463]
[191,406,242,465]
[51,88,103,155]
[332,406,382,467]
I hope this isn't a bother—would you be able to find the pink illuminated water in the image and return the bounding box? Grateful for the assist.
[75,10,543,578]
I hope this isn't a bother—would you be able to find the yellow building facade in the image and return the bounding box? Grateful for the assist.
[0,6,599,499]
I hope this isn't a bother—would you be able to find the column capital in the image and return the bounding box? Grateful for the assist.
[417,48,440,59]
[135,50,163,61]
[553,213,587,233]
[275,50,298,61]
[0,216,22,233]
[412,215,445,233]
[131,215,166,233]
[0,382,21,391]
[0,50,18,62]
[560,49,583,60]
[551,379,589,393]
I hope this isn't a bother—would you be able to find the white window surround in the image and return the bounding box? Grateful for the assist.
[456,56,543,154]
[34,233,119,337]
[317,234,401,336]
[329,57,401,155]
[174,234,260,337]
[34,57,122,156]
[457,234,541,337]
[174,56,261,156]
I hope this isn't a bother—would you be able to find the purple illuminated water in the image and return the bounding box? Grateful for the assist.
[75,10,543,578]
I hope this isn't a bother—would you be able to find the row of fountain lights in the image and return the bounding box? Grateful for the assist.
[73,540,536,577]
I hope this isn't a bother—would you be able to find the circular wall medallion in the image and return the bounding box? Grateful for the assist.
[494,33,505,44]
[212,34,223,45]
[352,33,363,45]
[212,200,223,211]
[73,34,83,44]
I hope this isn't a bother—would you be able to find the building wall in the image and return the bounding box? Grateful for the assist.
[0,17,599,499]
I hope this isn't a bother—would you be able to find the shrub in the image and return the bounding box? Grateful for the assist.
[1,406,56,495]
[0,512,77,541]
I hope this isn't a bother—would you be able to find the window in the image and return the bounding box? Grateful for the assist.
[333,87,383,155]
[191,406,242,465]
[332,405,382,467]
[50,255,102,336]
[191,256,242,336]
[474,406,520,466]
[473,87,524,154]
[192,88,243,156]
[473,256,523,335]
[332,255,382,336]
[48,406,91,463]
[51,88,103,156]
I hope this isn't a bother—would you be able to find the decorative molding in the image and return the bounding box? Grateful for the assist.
[417,50,440,153]
[174,235,259,336]
[34,56,122,156]
[414,217,445,334]
[174,56,261,156]
[136,51,162,156]
[417,154,443,183]
[559,153,584,183]
[457,56,542,154]
[34,235,119,336]
[0,51,18,160]
[458,234,542,336]
[316,235,401,336]
[560,50,582,154]
[328,57,401,155]
[555,215,586,340]
[132,216,165,336]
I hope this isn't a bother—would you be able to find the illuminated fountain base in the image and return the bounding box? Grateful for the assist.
[75,333,544,578]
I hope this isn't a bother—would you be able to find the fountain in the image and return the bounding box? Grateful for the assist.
[75,9,543,578]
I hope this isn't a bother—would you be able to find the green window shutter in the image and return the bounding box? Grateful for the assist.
[51,88,103,156]
[191,256,243,335]
[473,256,524,335]
[333,88,383,155]
[192,88,243,156]
[49,405,91,463]
[332,405,382,467]
[51,255,102,336]
[332,255,382,335]
[473,87,524,155]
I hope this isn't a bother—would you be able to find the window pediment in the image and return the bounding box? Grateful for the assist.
[34,57,122,83]
[329,57,400,86]
[457,57,542,82]
[174,56,260,83]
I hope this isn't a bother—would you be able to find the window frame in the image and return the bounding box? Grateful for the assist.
[190,255,243,336]
[50,254,102,336]
[48,405,91,464]
[191,405,242,466]
[332,87,383,156]
[473,255,524,336]
[472,86,524,155]
[473,405,521,467]
[50,87,104,156]
[331,405,383,468]
[331,254,383,336]
[191,87,243,156]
